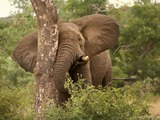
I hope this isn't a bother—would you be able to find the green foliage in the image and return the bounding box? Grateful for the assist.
[148,78,160,94]
[60,0,108,20]
[0,56,33,87]
[9,0,32,14]
[0,5,36,86]
[0,83,34,120]
[46,79,150,120]
[134,0,152,5]
[0,5,36,119]
[110,4,160,80]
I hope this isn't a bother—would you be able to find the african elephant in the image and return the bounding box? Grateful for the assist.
[12,14,119,105]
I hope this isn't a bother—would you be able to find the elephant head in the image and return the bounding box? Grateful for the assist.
[12,14,119,95]
[53,22,92,94]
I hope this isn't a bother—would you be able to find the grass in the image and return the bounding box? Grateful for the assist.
[149,96,160,116]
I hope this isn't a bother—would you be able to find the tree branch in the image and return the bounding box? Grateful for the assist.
[113,44,134,54]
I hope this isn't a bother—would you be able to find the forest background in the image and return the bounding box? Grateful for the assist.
[0,0,160,119]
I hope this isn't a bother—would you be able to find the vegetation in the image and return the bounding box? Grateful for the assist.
[0,0,160,119]
[0,84,34,120]
[46,79,151,120]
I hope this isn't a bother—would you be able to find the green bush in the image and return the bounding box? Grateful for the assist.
[46,79,150,120]
[0,79,154,120]
[150,78,160,94]
[0,83,34,120]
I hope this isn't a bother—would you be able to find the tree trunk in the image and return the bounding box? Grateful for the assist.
[30,0,58,119]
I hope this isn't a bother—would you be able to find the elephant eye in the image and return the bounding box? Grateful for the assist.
[78,37,81,41]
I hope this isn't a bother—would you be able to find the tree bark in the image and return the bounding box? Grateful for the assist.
[30,0,58,119]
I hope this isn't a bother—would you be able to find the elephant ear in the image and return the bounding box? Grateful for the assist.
[11,32,38,73]
[72,14,119,58]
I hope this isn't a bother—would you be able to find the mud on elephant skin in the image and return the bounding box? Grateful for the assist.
[12,14,119,105]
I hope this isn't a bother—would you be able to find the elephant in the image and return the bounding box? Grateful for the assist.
[12,14,119,105]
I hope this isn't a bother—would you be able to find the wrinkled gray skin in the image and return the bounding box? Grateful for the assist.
[12,14,119,105]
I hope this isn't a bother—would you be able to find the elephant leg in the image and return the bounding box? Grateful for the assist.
[57,91,71,106]
[102,52,112,87]
[90,50,112,87]
[102,68,112,87]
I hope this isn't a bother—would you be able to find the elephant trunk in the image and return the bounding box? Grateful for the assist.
[53,43,79,93]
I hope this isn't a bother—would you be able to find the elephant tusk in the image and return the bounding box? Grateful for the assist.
[81,56,89,61]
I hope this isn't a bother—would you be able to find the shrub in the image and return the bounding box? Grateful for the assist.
[46,79,150,120]
[150,78,160,94]
[0,83,34,120]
